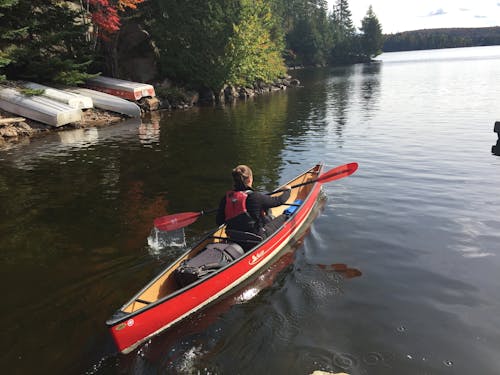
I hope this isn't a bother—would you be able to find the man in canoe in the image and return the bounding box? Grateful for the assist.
[216,165,291,239]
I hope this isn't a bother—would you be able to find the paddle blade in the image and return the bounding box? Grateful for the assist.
[154,211,202,231]
[317,162,358,183]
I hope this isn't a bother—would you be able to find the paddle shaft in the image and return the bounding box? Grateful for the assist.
[154,163,357,231]
[271,163,357,194]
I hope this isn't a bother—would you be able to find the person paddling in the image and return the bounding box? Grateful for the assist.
[216,165,291,238]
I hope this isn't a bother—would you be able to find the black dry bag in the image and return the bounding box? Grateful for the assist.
[174,243,244,287]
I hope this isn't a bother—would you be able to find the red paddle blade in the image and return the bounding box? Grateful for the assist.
[154,211,202,231]
[317,162,358,183]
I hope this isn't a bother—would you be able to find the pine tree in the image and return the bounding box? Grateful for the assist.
[281,0,332,66]
[330,0,356,63]
[360,5,383,58]
[332,0,355,41]
[0,0,94,84]
[0,0,19,81]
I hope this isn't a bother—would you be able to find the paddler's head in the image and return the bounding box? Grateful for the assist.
[232,165,253,190]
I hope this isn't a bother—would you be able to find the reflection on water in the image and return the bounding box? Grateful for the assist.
[58,127,99,146]
[0,117,142,169]
[317,263,363,279]
[139,112,161,146]
[1,46,500,374]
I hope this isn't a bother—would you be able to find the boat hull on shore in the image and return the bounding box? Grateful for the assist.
[22,82,93,109]
[106,163,324,354]
[85,76,155,101]
[65,88,141,118]
[0,87,82,127]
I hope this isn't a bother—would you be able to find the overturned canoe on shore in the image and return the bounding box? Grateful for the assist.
[65,87,141,118]
[0,87,82,127]
[85,76,155,101]
[22,82,93,109]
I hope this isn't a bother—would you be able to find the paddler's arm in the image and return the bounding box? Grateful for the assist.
[261,185,292,208]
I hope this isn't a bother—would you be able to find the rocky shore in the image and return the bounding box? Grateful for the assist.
[0,75,300,147]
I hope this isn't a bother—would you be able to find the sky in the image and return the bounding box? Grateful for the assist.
[327,0,500,34]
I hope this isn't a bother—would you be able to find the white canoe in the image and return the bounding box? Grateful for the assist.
[65,87,141,118]
[22,82,93,109]
[85,76,155,101]
[0,87,82,127]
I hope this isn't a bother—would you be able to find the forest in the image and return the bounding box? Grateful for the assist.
[0,0,383,95]
[383,27,500,52]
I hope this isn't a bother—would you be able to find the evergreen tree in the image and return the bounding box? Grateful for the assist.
[332,0,355,40]
[360,5,383,58]
[0,0,19,81]
[330,0,356,63]
[0,0,94,84]
[147,0,237,91]
[282,0,332,66]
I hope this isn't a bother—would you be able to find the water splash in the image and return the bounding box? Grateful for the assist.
[147,227,186,257]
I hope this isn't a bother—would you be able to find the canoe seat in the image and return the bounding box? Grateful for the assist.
[225,229,263,251]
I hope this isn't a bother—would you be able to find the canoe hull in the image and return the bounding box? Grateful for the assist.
[65,88,142,118]
[0,87,82,127]
[85,76,155,101]
[107,164,323,354]
[23,82,94,109]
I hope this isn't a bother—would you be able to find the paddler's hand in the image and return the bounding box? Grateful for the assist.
[284,185,292,191]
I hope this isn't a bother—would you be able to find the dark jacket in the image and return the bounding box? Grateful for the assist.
[216,186,290,235]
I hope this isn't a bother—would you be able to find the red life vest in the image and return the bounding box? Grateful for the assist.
[225,190,250,220]
[224,190,256,232]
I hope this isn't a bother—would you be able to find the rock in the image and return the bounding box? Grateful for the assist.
[223,85,238,101]
[115,22,159,82]
[198,87,216,104]
[0,125,19,137]
[16,122,34,136]
[238,87,255,99]
[139,97,160,112]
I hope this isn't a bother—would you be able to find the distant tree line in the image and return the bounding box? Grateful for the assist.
[0,0,383,94]
[383,27,500,52]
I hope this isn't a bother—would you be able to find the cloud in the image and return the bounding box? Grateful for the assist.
[459,8,470,12]
[427,8,447,17]
[474,15,487,18]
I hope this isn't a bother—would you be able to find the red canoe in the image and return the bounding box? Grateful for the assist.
[106,163,325,354]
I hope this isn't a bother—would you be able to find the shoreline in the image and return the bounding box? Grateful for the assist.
[0,76,300,148]
[0,107,126,148]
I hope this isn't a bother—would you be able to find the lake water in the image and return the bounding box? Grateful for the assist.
[1,46,500,374]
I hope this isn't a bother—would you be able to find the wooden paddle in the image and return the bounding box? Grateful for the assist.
[153,162,358,231]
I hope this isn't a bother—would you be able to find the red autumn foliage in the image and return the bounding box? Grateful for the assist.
[88,0,144,38]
